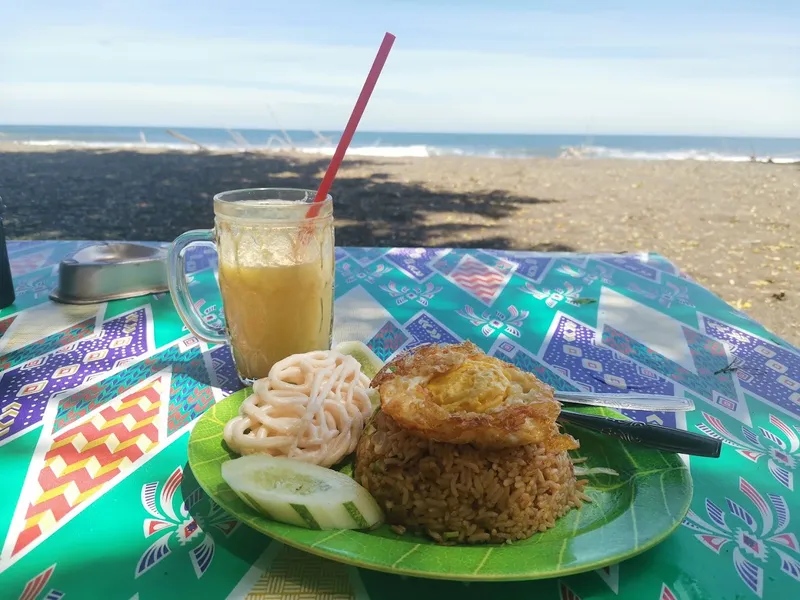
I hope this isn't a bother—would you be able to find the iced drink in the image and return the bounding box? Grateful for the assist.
[218,260,333,380]
[167,188,335,384]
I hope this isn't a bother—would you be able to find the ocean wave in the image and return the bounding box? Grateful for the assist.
[6,138,800,163]
[295,144,432,158]
[559,144,800,164]
[11,139,436,158]
[16,139,197,151]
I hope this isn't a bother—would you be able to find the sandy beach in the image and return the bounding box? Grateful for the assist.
[1,144,798,345]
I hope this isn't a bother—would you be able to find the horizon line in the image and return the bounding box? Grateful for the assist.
[1,123,800,141]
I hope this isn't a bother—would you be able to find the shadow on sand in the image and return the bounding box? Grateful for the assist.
[2,149,574,251]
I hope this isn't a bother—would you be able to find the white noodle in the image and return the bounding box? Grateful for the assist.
[222,350,374,467]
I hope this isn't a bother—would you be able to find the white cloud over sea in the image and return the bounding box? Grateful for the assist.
[2,1,799,136]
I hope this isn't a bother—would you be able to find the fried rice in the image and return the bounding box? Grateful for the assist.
[354,410,587,545]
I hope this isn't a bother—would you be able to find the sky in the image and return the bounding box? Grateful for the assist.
[1,0,799,136]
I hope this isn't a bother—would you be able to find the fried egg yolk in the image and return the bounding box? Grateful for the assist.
[424,357,511,413]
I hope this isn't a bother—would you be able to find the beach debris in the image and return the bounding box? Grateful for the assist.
[226,129,250,148]
[265,103,295,149]
[313,130,334,145]
[732,298,753,310]
[772,291,787,301]
[165,129,208,151]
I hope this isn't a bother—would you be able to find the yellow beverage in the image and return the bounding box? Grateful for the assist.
[218,260,333,381]
[167,189,335,385]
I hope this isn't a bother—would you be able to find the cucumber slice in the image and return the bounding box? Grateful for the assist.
[335,341,384,408]
[334,341,384,379]
[221,454,384,530]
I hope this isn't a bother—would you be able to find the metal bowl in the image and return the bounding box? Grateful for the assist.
[49,242,169,304]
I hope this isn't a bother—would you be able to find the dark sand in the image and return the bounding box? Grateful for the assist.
[1,144,798,345]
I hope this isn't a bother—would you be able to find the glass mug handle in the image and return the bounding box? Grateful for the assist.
[166,229,227,344]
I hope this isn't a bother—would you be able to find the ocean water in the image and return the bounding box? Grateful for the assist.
[1,124,799,163]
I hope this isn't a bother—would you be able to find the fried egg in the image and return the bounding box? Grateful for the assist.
[425,356,509,413]
[370,341,578,450]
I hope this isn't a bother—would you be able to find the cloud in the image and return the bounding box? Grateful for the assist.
[2,18,799,136]
[0,82,352,129]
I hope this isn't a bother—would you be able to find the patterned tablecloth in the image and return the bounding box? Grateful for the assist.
[1,240,798,600]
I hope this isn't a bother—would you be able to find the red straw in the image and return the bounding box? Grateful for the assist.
[306,32,396,219]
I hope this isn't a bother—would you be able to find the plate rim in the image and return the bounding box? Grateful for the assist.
[188,389,694,582]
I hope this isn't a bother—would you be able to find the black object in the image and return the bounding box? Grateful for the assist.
[0,196,14,309]
[558,410,722,458]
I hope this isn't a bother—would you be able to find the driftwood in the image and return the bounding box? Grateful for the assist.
[165,129,208,151]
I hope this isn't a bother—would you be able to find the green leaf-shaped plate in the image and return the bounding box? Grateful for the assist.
[188,389,692,581]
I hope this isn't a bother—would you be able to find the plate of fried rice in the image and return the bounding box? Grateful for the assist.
[188,341,692,581]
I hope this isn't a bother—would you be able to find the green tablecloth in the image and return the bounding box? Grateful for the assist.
[1,241,798,599]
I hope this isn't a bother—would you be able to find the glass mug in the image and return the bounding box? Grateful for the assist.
[167,188,335,384]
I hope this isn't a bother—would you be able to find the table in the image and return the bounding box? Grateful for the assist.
[1,241,798,600]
